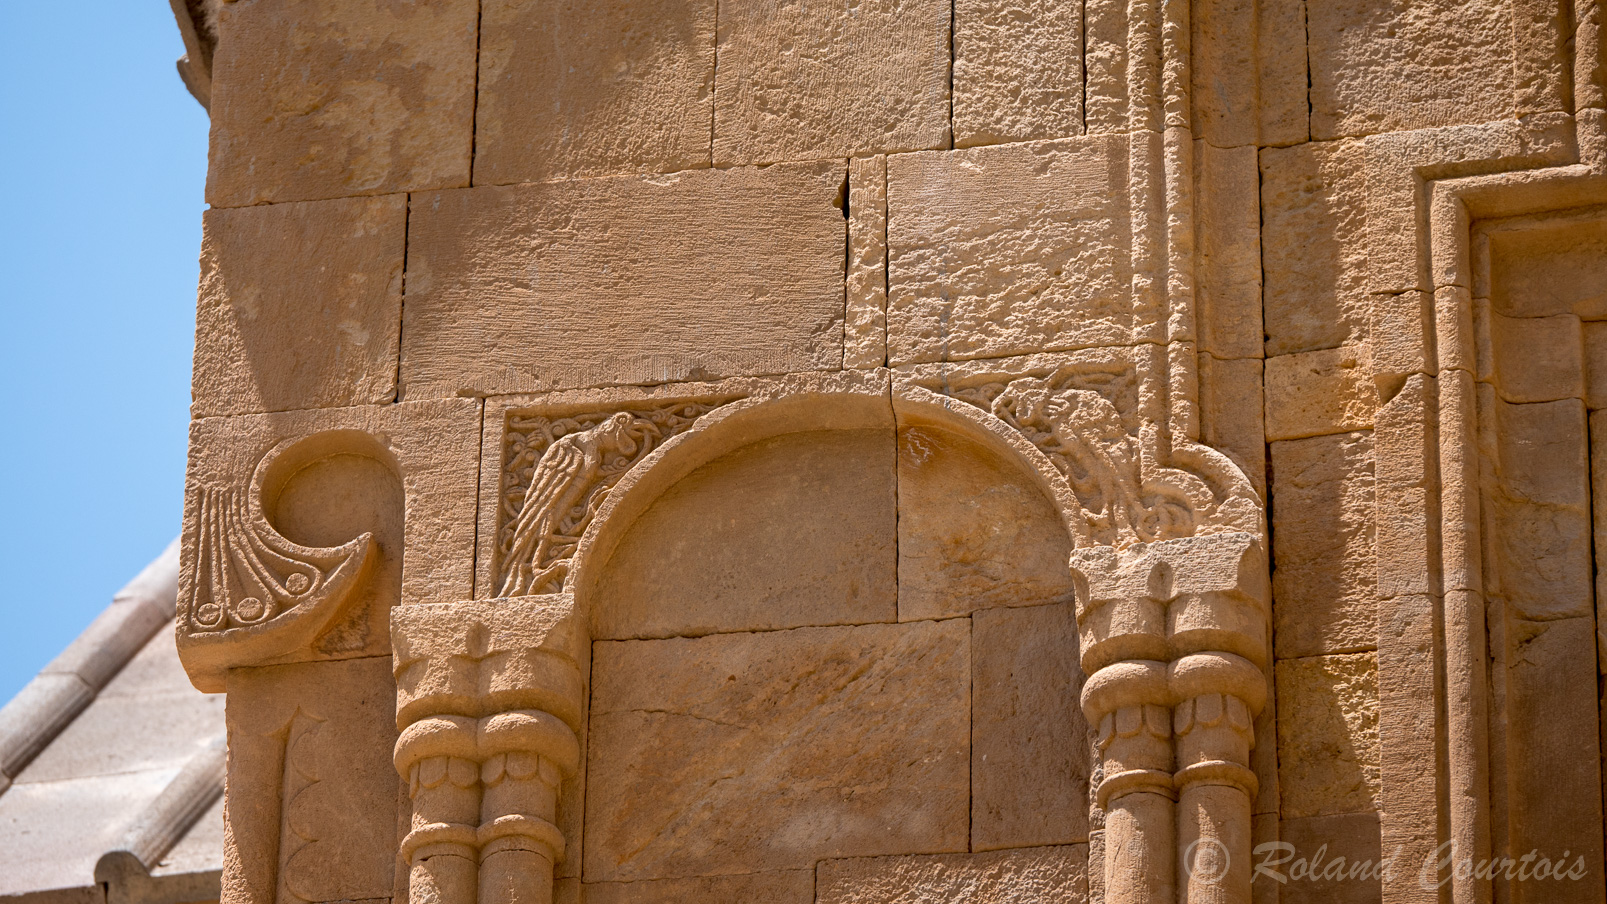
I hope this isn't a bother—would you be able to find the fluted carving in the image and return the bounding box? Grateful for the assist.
[1072,533,1270,904]
[390,597,585,904]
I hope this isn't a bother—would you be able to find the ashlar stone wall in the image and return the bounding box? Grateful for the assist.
[170,0,1607,903]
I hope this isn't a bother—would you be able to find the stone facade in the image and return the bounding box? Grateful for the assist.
[152,0,1607,903]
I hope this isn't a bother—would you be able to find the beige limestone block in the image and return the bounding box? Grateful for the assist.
[1273,812,1382,904]
[972,603,1088,851]
[1305,0,1514,140]
[1486,212,1607,318]
[1265,346,1377,442]
[1259,139,1368,356]
[895,425,1073,621]
[205,0,475,207]
[584,620,970,881]
[1275,652,1381,819]
[1482,395,1593,622]
[593,428,898,639]
[1195,142,1263,361]
[816,845,1089,904]
[1082,0,1128,134]
[193,195,405,418]
[886,135,1130,366]
[953,0,1083,147]
[1256,0,1310,146]
[1485,311,1585,403]
[711,0,950,164]
[1584,322,1607,409]
[1199,355,1267,499]
[401,161,847,398]
[583,871,814,904]
[1270,432,1376,659]
[846,155,889,370]
[474,0,715,185]
[1491,616,1607,899]
[1190,0,1257,147]
[1592,409,1607,673]
[182,400,480,681]
[222,657,400,904]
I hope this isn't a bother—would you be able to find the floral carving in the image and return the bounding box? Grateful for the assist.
[496,402,722,596]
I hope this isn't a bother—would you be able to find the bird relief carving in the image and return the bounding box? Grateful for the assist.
[496,403,721,596]
[953,370,1259,548]
[179,440,376,672]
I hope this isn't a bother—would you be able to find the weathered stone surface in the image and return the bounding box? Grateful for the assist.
[584,620,970,881]
[1275,652,1381,819]
[816,845,1088,904]
[1481,394,1594,622]
[846,155,889,370]
[474,0,715,185]
[1199,355,1268,498]
[401,161,847,398]
[222,657,400,904]
[1272,811,1383,904]
[1486,213,1607,317]
[887,135,1129,366]
[1270,432,1376,659]
[1491,616,1607,899]
[1195,142,1264,361]
[895,425,1073,620]
[206,0,476,206]
[594,429,898,639]
[1255,0,1310,146]
[953,0,1083,147]
[193,195,405,418]
[1484,311,1585,403]
[1265,346,1377,441]
[972,602,1088,850]
[1584,321,1607,409]
[583,871,813,904]
[711,0,950,164]
[1305,0,1514,140]
[1260,139,1368,356]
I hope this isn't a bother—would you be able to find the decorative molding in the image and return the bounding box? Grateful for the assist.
[494,402,726,596]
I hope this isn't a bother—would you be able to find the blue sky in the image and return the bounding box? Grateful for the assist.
[0,2,208,701]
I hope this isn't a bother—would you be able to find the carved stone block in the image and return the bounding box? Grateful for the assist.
[400,161,847,398]
[1264,346,1377,442]
[193,195,406,417]
[584,620,970,881]
[179,401,480,691]
[582,871,813,904]
[222,657,402,904]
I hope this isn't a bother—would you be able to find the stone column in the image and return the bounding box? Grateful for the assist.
[391,597,587,904]
[1072,534,1269,904]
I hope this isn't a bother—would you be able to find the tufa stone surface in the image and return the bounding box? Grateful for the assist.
[193,194,405,418]
[711,0,951,164]
[401,161,847,398]
[474,0,716,185]
[205,0,476,207]
[584,620,970,881]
